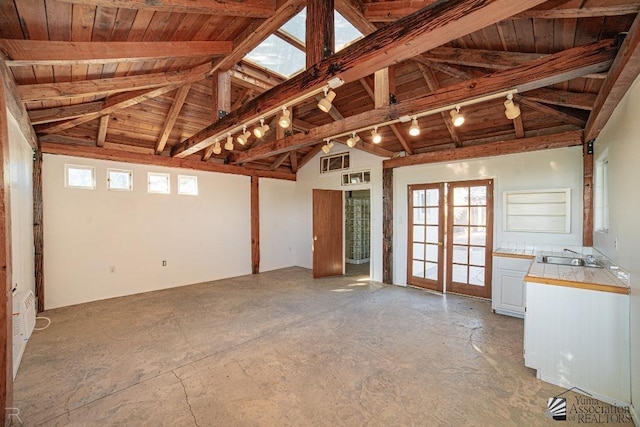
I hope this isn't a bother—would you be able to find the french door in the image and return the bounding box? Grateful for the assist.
[408,180,493,299]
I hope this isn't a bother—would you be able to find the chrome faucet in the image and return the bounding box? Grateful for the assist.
[563,248,580,255]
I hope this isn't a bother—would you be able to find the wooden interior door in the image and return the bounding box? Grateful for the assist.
[313,189,343,278]
[447,180,494,298]
[407,183,445,291]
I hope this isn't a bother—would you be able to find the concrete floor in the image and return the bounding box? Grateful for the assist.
[13,267,632,426]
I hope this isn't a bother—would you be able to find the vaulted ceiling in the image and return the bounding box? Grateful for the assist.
[1,0,639,179]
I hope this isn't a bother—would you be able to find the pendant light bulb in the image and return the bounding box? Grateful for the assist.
[450,107,465,127]
[254,118,269,138]
[225,133,234,151]
[317,87,336,113]
[212,139,222,155]
[237,125,251,145]
[278,107,291,128]
[504,94,521,120]
[409,117,420,136]
[371,127,382,144]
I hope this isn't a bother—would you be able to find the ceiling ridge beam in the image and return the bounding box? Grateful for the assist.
[229,39,616,164]
[172,0,549,158]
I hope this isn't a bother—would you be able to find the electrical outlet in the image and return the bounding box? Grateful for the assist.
[110,266,116,273]
[162,260,167,266]
[614,237,618,250]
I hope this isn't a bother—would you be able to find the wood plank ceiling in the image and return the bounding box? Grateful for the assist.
[1,0,639,177]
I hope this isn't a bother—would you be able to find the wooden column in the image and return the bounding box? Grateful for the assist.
[203,71,232,160]
[374,68,390,108]
[583,142,594,247]
[382,168,393,284]
[33,150,44,311]
[306,0,335,68]
[0,61,14,425]
[251,176,260,274]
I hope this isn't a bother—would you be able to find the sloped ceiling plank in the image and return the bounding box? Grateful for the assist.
[229,39,617,164]
[54,0,276,18]
[172,0,549,158]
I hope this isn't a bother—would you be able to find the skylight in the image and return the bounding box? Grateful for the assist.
[243,8,363,79]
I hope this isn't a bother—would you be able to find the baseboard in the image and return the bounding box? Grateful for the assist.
[536,372,631,408]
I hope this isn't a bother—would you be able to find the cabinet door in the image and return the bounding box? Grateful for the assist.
[498,271,525,312]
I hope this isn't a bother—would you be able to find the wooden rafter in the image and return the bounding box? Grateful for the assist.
[172,0,548,158]
[513,115,525,138]
[289,151,299,173]
[0,40,232,66]
[230,40,617,165]
[335,0,378,35]
[297,144,325,170]
[383,131,583,169]
[585,13,640,142]
[19,62,211,102]
[53,0,277,17]
[28,101,103,125]
[155,84,192,154]
[515,96,586,128]
[270,152,290,170]
[275,30,305,52]
[96,115,109,147]
[0,55,37,148]
[521,88,596,111]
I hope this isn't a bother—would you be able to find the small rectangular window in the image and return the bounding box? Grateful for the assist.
[321,152,349,173]
[594,152,609,232]
[148,172,170,194]
[177,175,198,195]
[65,164,95,190]
[341,169,371,186]
[107,169,133,191]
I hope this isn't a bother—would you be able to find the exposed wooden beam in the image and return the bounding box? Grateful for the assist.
[515,95,586,128]
[28,101,103,125]
[40,142,297,181]
[513,114,525,138]
[172,0,548,158]
[375,68,390,108]
[202,72,232,161]
[412,56,475,81]
[33,151,44,312]
[230,69,275,92]
[416,62,463,148]
[19,62,211,102]
[297,143,324,170]
[38,85,183,134]
[307,0,335,68]
[335,0,378,35]
[270,152,290,170]
[96,115,109,147]
[423,46,546,70]
[365,0,640,21]
[231,40,616,164]
[53,0,277,17]
[289,151,299,173]
[214,0,307,72]
[251,176,260,274]
[0,54,37,148]
[0,40,232,66]
[156,84,191,154]
[521,88,596,111]
[382,168,393,284]
[275,30,305,52]
[585,13,640,142]
[383,130,583,169]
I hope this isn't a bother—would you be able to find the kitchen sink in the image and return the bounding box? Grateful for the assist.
[540,255,601,268]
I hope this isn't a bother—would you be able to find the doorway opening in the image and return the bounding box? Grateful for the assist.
[345,190,371,279]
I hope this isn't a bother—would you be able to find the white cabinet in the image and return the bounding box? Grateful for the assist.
[491,255,532,318]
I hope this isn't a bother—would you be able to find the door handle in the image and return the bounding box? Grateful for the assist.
[438,242,443,246]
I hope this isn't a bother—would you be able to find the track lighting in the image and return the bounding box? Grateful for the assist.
[409,118,420,136]
[317,87,336,113]
[346,133,360,148]
[450,106,465,127]
[504,94,521,120]
[237,125,251,145]
[321,140,334,154]
[224,133,234,151]
[212,139,222,155]
[254,118,269,138]
[371,127,382,144]
[278,106,291,128]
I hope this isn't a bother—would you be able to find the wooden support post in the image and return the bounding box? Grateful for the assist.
[382,168,393,284]
[251,176,260,274]
[0,62,14,425]
[374,68,390,108]
[33,150,44,312]
[583,142,594,247]
[306,0,335,68]
[203,72,232,160]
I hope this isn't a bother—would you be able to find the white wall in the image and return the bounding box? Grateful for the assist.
[592,75,640,420]
[7,112,34,296]
[294,147,383,282]
[259,178,296,272]
[393,146,584,285]
[43,154,253,309]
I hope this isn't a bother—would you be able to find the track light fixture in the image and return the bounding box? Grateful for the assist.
[317,87,336,113]
[224,133,234,151]
[321,140,334,154]
[371,127,382,144]
[237,125,251,145]
[450,106,465,127]
[278,106,291,128]
[212,139,222,155]
[346,133,360,148]
[254,118,269,138]
[409,117,420,136]
[504,94,521,120]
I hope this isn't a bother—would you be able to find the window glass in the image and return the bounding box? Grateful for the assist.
[107,169,132,191]
[65,165,95,189]
[178,175,198,195]
[148,173,170,194]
